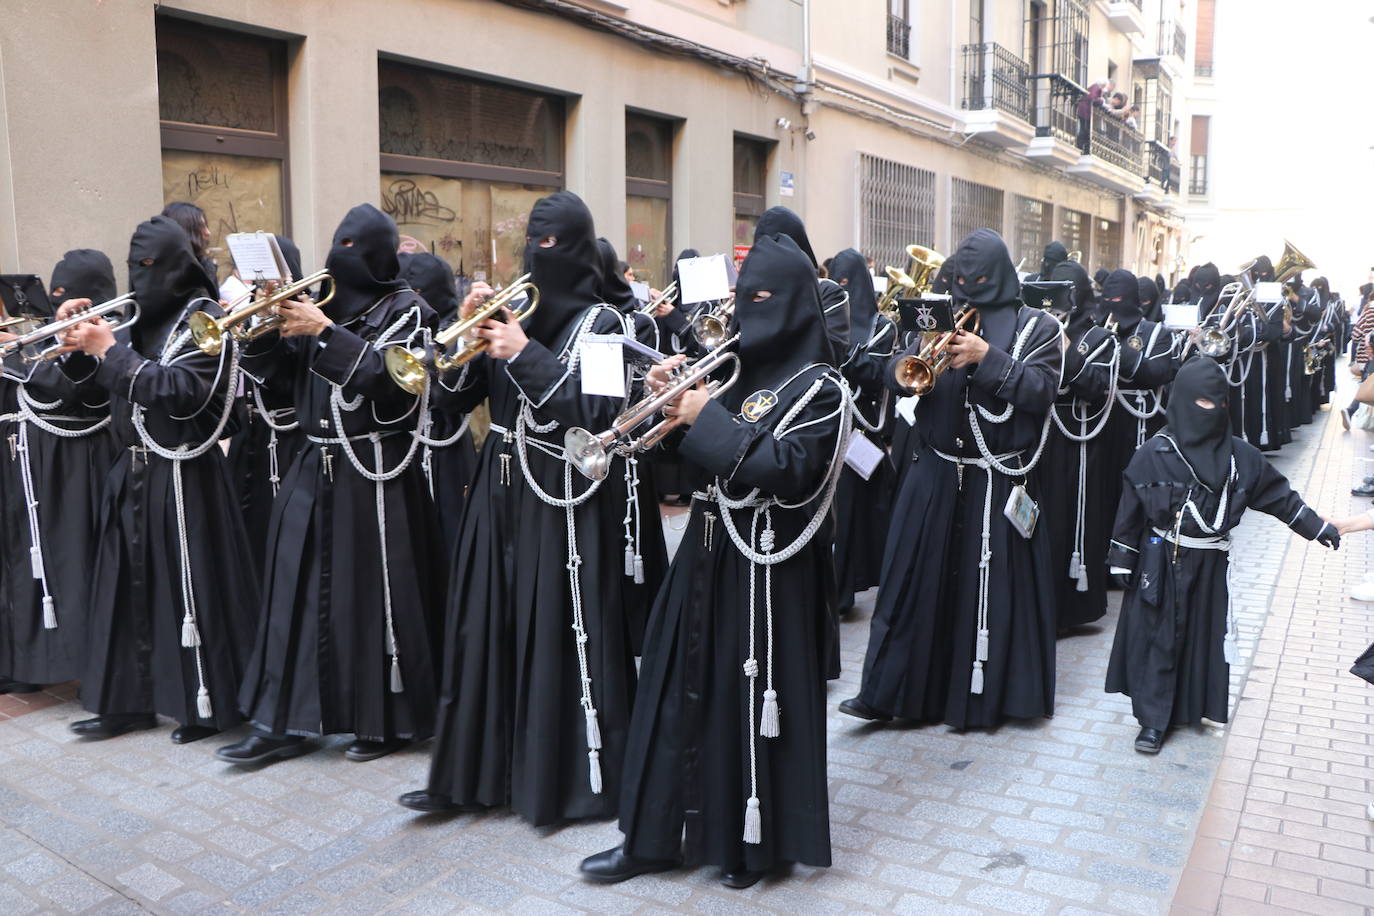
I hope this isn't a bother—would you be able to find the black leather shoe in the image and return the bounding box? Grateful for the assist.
[170,725,219,744]
[1352,483,1374,497]
[579,846,680,884]
[216,733,311,765]
[1134,727,1165,754]
[720,866,767,889]
[398,790,459,813]
[0,677,40,695]
[838,697,891,722]
[345,738,408,762]
[69,714,157,739]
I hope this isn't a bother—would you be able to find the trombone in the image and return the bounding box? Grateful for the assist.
[638,281,677,315]
[689,296,735,349]
[564,334,742,481]
[386,273,540,395]
[0,294,139,373]
[889,305,980,396]
[189,270,335,355]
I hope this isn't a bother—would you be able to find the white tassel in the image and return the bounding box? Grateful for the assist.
[181,615,200,648]
[1223,632,1238,666]
[588,749,603,794]
[29,545,43,580]
[970,661,985,695]
[196,687,213,720]
[1075,567,1089,593]
[390,656,404,693]
[624,547,635,578]
[633,555,644,585]
[760,688,780,738]
[743,796,761,844]
[1068,552,1081,581]
[42,596,56,630]
[975,628,989,662]
[585,708,603,749]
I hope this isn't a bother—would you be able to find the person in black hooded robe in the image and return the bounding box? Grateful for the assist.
[1284,274,1321,427]
[829,248,897,619]
[0,251,121,693]
[226,235,309,555]
[400,191,642,826]
[399,251,478,561]
[1025,240,1069,283]
[1105,358,1338,753]
[889,257,954,494]
[841,229,1062,729]
[1040,260,1118,630]
[59,217,258,742]
[1234,256,1289,450]
[581,232,846,887]
[1306,277,1339,412]
[649,247,705,502]
[221,204,444,764]
[593,237,669,655]
[1100,269,1178,521]
[754,207,849,364]
[1138,275,1164,324]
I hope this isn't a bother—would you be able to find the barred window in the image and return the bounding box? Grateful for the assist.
[625,112,674,287]
[858,153,936,272]
[951,178,1004,249]
[1094,218,1121,273]
[1058,208,1088,260]
[1012,195,1054,272]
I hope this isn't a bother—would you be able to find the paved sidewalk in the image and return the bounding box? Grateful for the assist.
[0,407,1367,915]
[1172,399,1374,916]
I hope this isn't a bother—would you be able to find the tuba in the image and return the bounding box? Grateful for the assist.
[1273,240,1315,285]
[565,335,742,480]
[889,303,981,396]
[386,273,540,395]
[189,270,335,355]
[905,245,946,292]
[876,267,917,320]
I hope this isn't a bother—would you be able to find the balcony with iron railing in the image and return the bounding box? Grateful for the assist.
[961,43,1031,121]
[1158,21,1187,60]
[1028,73,1083,146]
[1195,62,1214,78]
[886,14,910,59]
[1146,141,1181,196]
[1087,111,1144,175]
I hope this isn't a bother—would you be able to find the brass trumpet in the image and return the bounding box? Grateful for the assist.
[639,281,677,315]
[689,296,735,349]
[890,306,981,396]
[189,270,335,355]
[565,334,742,481]
[0,293,139,376]
[386,273,540,395]
[876,267,917,320]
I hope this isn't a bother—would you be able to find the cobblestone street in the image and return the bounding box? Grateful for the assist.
[1,403,1371,916]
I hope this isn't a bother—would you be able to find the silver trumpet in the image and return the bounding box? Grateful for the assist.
[0,294,138,377]
[638,281,677,315]
[564,334,742,481]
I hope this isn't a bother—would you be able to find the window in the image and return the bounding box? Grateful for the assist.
[625,112,674,287]
[888,0,912,59]
[1194,0,1215,77]
[859,153,936,273]
[951,178,1004,248]
[1189,115,1210,195]
[1058,207,1088,259]
[1012,196,1054,271]
[1050,0,1090,86]
[733,136,772,251]
[377,61,564,285]
[1093,218,1121,273]
[156,17,288,281]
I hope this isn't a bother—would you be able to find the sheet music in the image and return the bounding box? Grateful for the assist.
[677,255,731,305]
[226,232,286,282]
[1163,303,1200,330]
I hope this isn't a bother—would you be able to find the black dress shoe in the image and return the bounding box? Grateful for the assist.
[215,733,311,765]
[1351,483,1374,497]
[345,738,408,762]
[1134,727,1165,754]
[720,866,767,889]
[0,677,40,695]
[838,697,891,722]
[397,790,460,813]
[579,846,681,884]
[69,714,157,739]
[170,725,219,744]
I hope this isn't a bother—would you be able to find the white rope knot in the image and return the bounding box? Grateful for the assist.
[759,525,776,553]
[743,657,760,678]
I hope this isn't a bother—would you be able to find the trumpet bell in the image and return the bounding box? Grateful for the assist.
[564,427,612,481]
[188,310,224,356]
[1198,327,1230,359]
[892,354,935,396]
[1273,240,1315,285]
[385,346,429,396]
[691,313,730,349]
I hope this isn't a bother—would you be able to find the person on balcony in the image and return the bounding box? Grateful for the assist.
[1076,78,1114,153]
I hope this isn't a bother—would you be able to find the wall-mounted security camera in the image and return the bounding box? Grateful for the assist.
[804,129,817,141]
[776,117,792,130]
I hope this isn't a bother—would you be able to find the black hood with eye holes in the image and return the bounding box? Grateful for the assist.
[521,190,602,345]
[1040,241,1068,279]
[1137,276,1162,322]
[1165,356,1233,491]
[1051,260,1095,338]
[50,249,117,314]
[127,215,218,357]
[1101,269,1143,335]
[731,233,831,409]
[1190,262,1222,314]
[595,237,639,313]
[324,204,409,325]
[399,252,460,323]
[753,206,817,268]
[829,248,877,343]
[949,228,1020,351]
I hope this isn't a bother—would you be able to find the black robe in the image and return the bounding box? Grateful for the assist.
[858,307,1062,728]
[424,305,642,826]
[227,381,306,561]
[1102,320,1177,525]
[236,290,445,741]
[1238,304,1286,450]
[1042,324,1116,629]
[0,363,118,685]
[1285,290,1321,426]
[73,320,258,729]
[1105,434,1327,729]
[619,366,845,871]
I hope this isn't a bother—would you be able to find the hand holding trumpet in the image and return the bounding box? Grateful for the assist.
[55,298,117,358]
